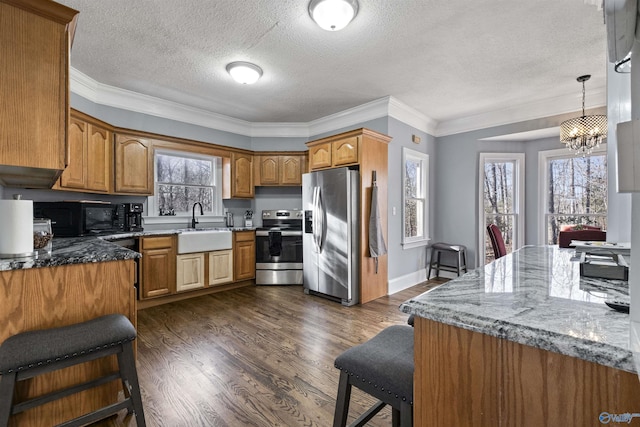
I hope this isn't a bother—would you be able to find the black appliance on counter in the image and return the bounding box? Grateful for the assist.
[255,209,303,285]
[117,202,144,232]
[34,201,144,236]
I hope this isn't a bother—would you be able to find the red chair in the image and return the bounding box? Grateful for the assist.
[487,224,507,259]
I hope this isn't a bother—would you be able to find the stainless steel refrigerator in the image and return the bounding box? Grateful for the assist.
[302,167,359,306]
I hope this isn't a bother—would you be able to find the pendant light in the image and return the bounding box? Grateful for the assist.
[226,62,263,85]
[559,75,607,156]
[308,0,359,31]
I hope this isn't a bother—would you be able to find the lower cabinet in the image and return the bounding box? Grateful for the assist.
[209,249,233,286]
[234,230,256,281]
[139,235,176,299]
[176,253,205,292]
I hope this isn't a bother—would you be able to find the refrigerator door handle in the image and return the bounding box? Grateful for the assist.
[312,187,320,253]
[316,187,324,253]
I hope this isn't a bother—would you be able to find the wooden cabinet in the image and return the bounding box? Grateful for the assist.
[114,133,154,195]
[176,253,205,292]
[254,153,306,186]
[308,136,360,170]
[208,249,233,286]
[139,236,176,299]
[233,230,256,281]
[306,128,392,304]
[58,111,112,193]
[0,0,78,188]
[229,152,254,198]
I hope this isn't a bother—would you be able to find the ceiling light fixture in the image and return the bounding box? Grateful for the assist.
[308,0,358,31]
[226,62,263,85]
[560,75,607,156]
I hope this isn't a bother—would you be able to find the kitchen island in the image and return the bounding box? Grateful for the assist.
[400,245,640,426]
[0,237,139,426]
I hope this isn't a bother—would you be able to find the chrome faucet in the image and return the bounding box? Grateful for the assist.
[191,202,203,228]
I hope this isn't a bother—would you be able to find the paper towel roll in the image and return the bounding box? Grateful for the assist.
[0,200,34,256]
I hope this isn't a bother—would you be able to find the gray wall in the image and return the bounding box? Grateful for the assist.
[433,106,628,269]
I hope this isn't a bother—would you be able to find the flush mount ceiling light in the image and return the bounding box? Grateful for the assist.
[560,75,607,156]
[226,61,263,85]
[308,0,358,31]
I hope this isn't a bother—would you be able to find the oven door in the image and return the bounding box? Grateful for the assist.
[255,230,303,269]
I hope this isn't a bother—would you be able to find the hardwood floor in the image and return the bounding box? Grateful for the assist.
[105,280,444,427]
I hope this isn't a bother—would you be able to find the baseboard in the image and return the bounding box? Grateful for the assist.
[388,269,427,295]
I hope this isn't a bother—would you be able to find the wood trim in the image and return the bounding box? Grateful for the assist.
[137,280,253,309]
[71,108,114,130]
[414,317,640,426]
[1,0,78,25]
[306,128,392,147]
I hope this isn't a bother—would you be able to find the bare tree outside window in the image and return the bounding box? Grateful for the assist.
[156,153,216,214]
[402,148,429,247]
[484,161,515,263]
[545,154,607,244]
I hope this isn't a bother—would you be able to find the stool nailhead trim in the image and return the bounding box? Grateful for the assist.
[334,365,412,404]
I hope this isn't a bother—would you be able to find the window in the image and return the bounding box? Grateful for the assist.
[148,150,223,217]
[479,153,525,264]
[539,146,607,244]
[402,148,429,248]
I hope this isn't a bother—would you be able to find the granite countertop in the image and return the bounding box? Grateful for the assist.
[0,227,255,272]
[0,237,140,272]
[400,245,634,373]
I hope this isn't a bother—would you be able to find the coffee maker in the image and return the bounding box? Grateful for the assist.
[120,203,144,232]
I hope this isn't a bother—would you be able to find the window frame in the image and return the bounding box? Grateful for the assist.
[478,152,525,264]
[537,144,607,245]
[401,147,430,249]
[146,149,223,224]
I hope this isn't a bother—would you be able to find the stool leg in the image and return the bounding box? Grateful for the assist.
[400,401,412,427]
[435,251,441,278]
[462,250,468,273]
[333,371,352,427]
[0,372,16,426]
[427,249,435,280]
[392,407,400,427]
[457,251,462,276]
[117,341,146,427]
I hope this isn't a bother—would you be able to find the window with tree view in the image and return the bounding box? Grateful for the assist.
[402,148,429,247]
[543,149,606,244]
[154,151,221,216]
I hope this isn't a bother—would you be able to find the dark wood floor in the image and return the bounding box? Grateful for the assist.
[106,280,444,427]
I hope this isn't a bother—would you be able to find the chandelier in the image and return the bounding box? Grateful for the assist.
[560,75,607,156]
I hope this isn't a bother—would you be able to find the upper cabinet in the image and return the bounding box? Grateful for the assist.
[254,153,306,186]
[114,133,154,195]
[0,0,78,188]
[307,135,359,171]
[229,152,254,198]
[57,111,112,193]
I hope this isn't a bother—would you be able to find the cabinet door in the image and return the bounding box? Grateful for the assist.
[332,136,359,166]
[309,143,332,170]
[209,249,233,286]
[232,153,254,198]
[279,156,302,185]
[115,134,153,195]
[86,124,112,192]
[258,156,279,185]
[60,117,87,189]
[233,231,256,281]
[140,236,176,299]
[176,253,205,292]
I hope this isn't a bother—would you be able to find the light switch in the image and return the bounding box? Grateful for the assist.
[392,207,396,215]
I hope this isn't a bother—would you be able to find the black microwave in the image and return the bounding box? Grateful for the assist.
[34,201,124,237]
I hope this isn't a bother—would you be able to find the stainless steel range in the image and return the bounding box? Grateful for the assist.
[255,209,304,285]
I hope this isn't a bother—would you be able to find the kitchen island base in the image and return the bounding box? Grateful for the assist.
[414,317,640,426]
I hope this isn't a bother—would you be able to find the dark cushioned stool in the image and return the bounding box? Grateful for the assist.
[333,325,414,427]
[427,242,467,279]
[0,314,146,427]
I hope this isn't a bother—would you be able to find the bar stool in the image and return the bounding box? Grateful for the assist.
[333,325,414,427]
[427,242,467,279]
[0,314,146,427]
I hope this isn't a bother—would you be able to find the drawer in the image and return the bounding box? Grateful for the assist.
[234,230,255,242]
[141,235,174,250]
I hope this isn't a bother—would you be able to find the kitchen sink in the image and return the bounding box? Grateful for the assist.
[177,230,232,254]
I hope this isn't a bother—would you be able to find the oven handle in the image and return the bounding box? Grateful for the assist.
[256,230,302,237]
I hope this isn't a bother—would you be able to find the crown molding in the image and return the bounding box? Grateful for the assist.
[434,86,607,137]
[70,67,604,140]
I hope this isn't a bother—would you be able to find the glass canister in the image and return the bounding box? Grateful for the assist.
[33,218,53,255]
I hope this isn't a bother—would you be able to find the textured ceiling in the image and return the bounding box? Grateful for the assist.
[56,0,607,127]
